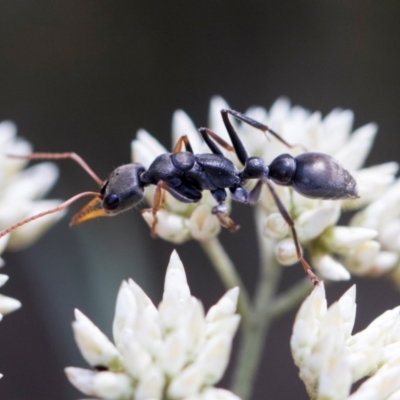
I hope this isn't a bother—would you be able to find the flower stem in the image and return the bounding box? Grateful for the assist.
[231,238,282,400]
[200,238,251,321]
[270,277,312,319]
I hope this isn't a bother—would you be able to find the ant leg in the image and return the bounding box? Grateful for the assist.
[8,152,103,187]
[219,110,249,165]
[173,135,194,153]
[211,188,239,233]
[221,109,303,151]
[264,180,319,285]
[198,128,234,155]
[141,181,168,238]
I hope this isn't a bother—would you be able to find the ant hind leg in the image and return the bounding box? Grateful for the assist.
[264,180,319,286]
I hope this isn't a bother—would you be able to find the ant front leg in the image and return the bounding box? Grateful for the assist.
[198,128,234,155]
[264,180,319,286]
[142,181,168,238]
[173,135,194,153]
[211,188,239,233]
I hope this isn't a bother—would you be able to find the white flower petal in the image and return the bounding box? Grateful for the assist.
[168,363,205,399]
[297,206,340,242]
[208,96,232,143]
[334,122,377,171]
[141,209,191,244]
[112,281,137,346]
[65,367,96,396]
[172,110,204,154]
[163,250,191,302]
[134,365,164,400]
[312,253,351,281]
[6,199,66,250]
[195,333,233,385]
[73,309,120,369]
[189,205,221,241]
[0,294,22,315]
[93,371,133,400]
[263,212,289,239]
[344,240,381,275]
[206,287,239,323]
[1,162,59,202]
[274,238,298,266]
[321,226,378,254]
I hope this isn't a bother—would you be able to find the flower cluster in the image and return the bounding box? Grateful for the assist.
[0,120,64,254]
[291,283,400,399]
[65,251,241,400]
[0,274,21,378]
[132,97,400,282]
[132,115,225,244]
[249,98,398,281]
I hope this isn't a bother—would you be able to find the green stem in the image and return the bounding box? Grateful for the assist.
[231,238,282,400]
[200,238,251,322]
[270,277,312,319]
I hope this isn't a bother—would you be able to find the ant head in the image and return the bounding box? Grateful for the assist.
[71,163,146,226]
[101,164,146,214]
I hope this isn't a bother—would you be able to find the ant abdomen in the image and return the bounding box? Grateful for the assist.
[291,152,358,200]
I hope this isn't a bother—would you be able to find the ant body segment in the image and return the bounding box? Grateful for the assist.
[0,110,358,285]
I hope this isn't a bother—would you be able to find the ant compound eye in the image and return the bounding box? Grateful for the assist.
[103,193,120,211]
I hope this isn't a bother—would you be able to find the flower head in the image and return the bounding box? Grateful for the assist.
[132,97,397,282]
[66,251,241,400]
[291,283,400,400]
[233,97,395,281]
[0,120,64,253]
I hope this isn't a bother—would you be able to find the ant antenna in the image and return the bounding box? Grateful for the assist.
[8,153,103,187]
[0,192,101,241]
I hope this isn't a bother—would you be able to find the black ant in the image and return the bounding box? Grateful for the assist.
[0,110,358,285]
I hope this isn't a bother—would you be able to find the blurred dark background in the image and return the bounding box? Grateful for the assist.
[0,1,399,399]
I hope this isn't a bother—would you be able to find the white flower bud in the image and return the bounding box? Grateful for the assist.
[172,110,204,154]
[185,387,242,400]
[73,309,120,369]
[142,209,191,244]
[131,129,166,167]
[6,200,66,250]
[205,315,241,339]
[263,212,289,239]
[321,226,377,254]
[134,365,164,400]
[65,367,96,396]
[168,363,205,399]
[334,122,377,171]
[93,371,133,400]
[345,240,381,275]
[112,281,138,346]
[196,333,233,385]
[117,329,152,379]
[312,253,350,281]
[347,356,400,400]
[163,250,191,303]
[275,238,298,266]
[206,287,239,323]
[296,206,340,242]
[0,293,21,315]
[189,205,221,241]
